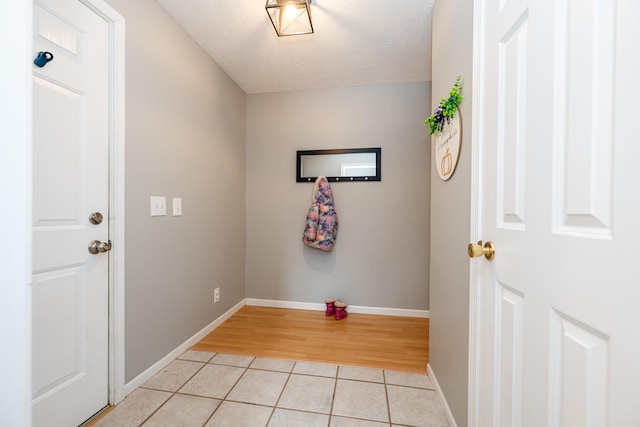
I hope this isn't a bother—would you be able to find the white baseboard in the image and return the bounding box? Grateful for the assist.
[246,298,324,311]
[246,298,429,318]
[428,363,458,427]
[124,299,246,396]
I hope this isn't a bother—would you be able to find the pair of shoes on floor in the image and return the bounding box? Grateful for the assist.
[325,298,348,320]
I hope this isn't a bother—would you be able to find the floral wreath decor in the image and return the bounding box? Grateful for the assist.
[424,76,463,135]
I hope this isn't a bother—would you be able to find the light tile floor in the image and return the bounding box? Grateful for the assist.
[94,350,449,427]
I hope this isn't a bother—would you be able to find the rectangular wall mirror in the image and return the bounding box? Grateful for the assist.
[296,148,381,183]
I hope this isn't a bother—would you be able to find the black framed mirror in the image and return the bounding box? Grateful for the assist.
[296,148,381,183]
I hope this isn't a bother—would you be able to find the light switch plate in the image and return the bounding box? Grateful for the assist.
[150,196,166,216]
[173,198,182,216]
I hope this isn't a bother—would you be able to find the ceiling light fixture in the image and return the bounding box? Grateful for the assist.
[265,0,313,37]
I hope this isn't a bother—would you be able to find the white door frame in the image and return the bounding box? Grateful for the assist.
[1,1,34,425]
[467,0,484,425]
[78,0,127,406]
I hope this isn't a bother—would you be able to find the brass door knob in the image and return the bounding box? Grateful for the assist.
[468,240,495,261]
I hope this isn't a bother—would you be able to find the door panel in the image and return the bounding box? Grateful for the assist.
[551,0,614,237]
[496,12,527,230]
[548,310,608,427]
[495,283,523,427]
[33,77,83,224]
[32,268,84,398]
[34,1,86,59]
[32,0,109,425]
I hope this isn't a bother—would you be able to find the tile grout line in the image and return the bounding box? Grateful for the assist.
[383,370,393,427]
[208,356,255,425]
[334,365,397,426]
[327,364,341,426]
[138,353,217,426]
[264,360,296,427]
[188,352,225,427]
[144,352,255,427]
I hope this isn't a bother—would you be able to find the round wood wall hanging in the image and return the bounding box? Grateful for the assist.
[434,108,462,181]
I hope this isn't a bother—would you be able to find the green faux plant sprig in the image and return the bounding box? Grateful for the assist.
[425,76,463,135]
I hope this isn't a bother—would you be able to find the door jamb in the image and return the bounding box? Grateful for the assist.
[468,0,483,425]
[3,0,33,424]
[78,0,126,405]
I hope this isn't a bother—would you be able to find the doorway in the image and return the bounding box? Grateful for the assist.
[30,0,125,425]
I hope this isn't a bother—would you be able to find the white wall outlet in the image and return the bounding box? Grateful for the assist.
[150,196,166,216]
[173,197,182,216]
[214,287,220,303]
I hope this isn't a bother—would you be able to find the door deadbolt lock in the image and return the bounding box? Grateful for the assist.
[89,212,104,225]
[88,240,111,255]
[468,240,495,261]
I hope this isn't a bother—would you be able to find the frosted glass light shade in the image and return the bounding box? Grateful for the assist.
[265,0,313,37]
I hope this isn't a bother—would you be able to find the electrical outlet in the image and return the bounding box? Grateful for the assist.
[214,287,220,303]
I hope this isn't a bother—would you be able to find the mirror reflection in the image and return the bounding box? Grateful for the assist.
[296,148,381,182]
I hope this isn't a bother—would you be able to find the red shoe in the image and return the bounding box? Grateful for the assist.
[334,301,348,320]
[325,298,336,316]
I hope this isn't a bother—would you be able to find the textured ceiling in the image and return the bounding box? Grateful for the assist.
[156,0,435,94]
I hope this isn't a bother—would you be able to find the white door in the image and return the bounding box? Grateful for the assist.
[31,0,110,425]
[472,0,640,426]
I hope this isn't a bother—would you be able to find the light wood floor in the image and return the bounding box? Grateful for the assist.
[191,305,429,373]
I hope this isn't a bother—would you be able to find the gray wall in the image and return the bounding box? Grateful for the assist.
[246,83,431,310]
[429,0,474,425]
[105,0,247,382]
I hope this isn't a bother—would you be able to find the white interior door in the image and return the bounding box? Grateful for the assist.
[31,0,110,425]
[472,0,640,425]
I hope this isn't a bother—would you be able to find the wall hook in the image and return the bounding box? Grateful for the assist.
[34,51,54,68]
